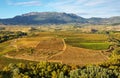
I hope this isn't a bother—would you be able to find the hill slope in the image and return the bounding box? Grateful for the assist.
[0,12,87,25]
[0,12,120,25]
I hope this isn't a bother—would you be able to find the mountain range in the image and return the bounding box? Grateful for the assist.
[0,12,120,25]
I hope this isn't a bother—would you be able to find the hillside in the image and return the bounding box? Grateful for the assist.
[0,12,120,25]
[87,16,120,24]
[0,12,87,25]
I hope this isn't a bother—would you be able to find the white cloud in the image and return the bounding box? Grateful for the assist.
[45,0,120,17]
[84,0,106,6]
[7,0,41,6]
[46,0,85,13]
[6,0,120,17]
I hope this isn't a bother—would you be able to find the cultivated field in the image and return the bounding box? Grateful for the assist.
[4,37,65,61]
[1,32,111,66]
[49,45,110,65]
[64,33,110,50]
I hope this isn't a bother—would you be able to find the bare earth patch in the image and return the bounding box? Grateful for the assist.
[49,45,110,65]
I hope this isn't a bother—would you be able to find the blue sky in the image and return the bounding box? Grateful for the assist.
[0,0,120,18]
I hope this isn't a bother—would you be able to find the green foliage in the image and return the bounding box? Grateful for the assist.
[0,62,71,78]
[65,35,110,50]
[113,48,120,55]
[70,42,110,50]
[70,66,120,78]
[0,31,27,43]
[0,61,119,78]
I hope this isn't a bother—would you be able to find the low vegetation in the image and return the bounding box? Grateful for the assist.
[0,31,27,43]
[70,42,110,50]
[64,34,110,50]
[0,56,119,78]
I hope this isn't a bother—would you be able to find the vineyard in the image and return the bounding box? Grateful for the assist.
[64,34,110,50]
[4,33,111,65]
[49,45,110,65]
[36,38,64,51]
[4,37,65,62]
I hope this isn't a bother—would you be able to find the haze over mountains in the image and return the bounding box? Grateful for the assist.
[0,12,120,25]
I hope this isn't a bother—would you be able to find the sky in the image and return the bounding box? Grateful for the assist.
[0,0,120,18]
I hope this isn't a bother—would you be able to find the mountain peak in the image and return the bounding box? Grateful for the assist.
[0,12,120,25]
[21,12,68,16]
[22,12,40,16]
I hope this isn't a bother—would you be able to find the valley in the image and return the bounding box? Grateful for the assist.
[0,25,119,78]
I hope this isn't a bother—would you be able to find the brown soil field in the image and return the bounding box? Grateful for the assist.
[36,38,65,51]
[49,45,110,65]
[5,37,65,61]
[14,37,51,48]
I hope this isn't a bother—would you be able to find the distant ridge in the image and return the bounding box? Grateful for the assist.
[0,12,120,25]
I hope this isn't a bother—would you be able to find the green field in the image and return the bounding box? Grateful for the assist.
[70,42,110,50]
[64,34,110,50]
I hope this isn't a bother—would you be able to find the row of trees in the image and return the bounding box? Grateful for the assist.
[0,31,27,43]
[0,59,119,78]
[0,62,71,78]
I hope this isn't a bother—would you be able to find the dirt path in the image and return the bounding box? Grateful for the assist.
[100,51,110,60]
[62,38,66,51]
[48,38,66,59]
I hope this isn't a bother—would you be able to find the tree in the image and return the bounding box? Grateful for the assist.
[59,72,65,78]
[52,71,57,78]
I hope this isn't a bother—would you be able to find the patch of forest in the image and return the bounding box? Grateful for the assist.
[0,31,27,43]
